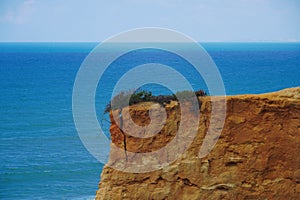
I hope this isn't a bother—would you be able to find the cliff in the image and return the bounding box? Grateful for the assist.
[96,87,300,200]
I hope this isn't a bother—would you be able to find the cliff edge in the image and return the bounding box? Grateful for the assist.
[96,87,300,200]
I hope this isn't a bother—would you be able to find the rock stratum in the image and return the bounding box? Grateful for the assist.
[96,87,300,200]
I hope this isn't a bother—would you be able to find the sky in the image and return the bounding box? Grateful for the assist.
[0,0,299,42]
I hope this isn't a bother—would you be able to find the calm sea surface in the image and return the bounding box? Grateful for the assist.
[0,42,299,199]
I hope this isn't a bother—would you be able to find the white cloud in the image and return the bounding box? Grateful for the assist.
[1,0,36,24]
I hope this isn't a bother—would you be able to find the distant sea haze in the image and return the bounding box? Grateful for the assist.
[0,42,299,199]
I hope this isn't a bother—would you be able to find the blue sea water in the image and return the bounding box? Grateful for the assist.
[0,42,300,199]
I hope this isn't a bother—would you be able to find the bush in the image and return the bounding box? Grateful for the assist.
[104,89,206,113]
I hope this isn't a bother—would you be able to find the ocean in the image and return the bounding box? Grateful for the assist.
[0,42,299,199]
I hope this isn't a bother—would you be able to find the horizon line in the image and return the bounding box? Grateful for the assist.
[0,41,300,43]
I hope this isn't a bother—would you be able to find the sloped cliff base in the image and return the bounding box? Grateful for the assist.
[96,87,300,200]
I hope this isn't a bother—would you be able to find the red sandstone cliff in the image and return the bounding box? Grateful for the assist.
[96,87,300,200]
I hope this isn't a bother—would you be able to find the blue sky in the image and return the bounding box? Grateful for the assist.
[0,0,299,42]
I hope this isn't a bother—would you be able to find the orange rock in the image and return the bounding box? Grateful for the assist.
[96,87,300,200]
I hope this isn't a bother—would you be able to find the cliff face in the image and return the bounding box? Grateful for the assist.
[96,87,300,200]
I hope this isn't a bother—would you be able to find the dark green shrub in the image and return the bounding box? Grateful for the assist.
[104,89,207,113]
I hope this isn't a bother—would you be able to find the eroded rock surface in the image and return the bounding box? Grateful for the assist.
[96,87,300,200]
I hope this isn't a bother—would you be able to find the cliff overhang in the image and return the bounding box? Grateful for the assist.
[96,87,300,200]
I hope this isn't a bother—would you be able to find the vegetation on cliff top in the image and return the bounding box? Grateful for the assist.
[104,89,206,113]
